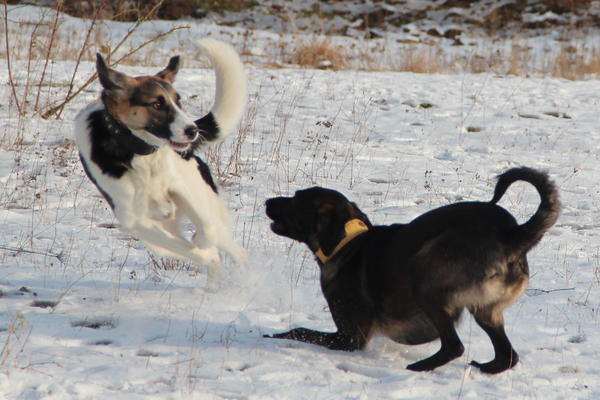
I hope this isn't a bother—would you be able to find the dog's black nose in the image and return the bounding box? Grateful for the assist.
[265,197,288,220]
[265,199,277,218]
[184,126,199,140]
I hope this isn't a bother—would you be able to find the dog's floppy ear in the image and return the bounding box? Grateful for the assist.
[349,202,372,228]
[155,56,180,83]
[316,202,345,257]
[96,53,134,96]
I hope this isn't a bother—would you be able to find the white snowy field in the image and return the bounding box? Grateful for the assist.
[1,8,600,400]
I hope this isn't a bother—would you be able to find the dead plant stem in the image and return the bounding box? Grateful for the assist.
[54,0,108,119]
[34,2,62,111]
[3,0,23,115]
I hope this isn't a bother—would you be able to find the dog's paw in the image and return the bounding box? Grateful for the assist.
[191,247,221,267]
[265,328,305,341]
[406,360,437,372]
[469,355,518,374]
[263,330,292,340]
[407,347,464,372]
[192,224,220,248]
[229,246,247,266]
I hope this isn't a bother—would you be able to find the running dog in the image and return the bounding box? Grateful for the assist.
[75,39,247,283]
[265,167,560,373]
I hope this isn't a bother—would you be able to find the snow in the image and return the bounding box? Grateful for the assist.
[1,5,600,400]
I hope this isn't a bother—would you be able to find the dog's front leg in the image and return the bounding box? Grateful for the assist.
[266,289,373,351]
[174,191,247,265]
[265,328,365,351]
[118,212,220,268]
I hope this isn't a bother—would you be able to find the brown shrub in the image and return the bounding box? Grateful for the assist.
[549,44,600,80]
[394,45,443,74]
[292,38,347,70]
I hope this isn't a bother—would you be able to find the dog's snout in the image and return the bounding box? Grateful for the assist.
[184,125,199,140]
[265,197,287,220]
[265,199,277,219]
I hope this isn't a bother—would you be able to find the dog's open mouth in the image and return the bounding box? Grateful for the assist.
[270,221,288,236]
[168,140,191,151]
[270,221,281,232]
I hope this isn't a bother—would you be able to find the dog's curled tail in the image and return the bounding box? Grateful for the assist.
[491,167,560,253]
[194,38,247,148]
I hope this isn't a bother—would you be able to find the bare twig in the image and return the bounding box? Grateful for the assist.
[3,0,23,116]
[54,0,108,119]
[0,312,26,367]
[23,11,43,115]
[106,0,166,62]
[112,25,190,66]
[0,245,64,263]
[525,287,575,296]
[34,1,63,111]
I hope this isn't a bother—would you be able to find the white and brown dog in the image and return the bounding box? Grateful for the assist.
[74,39,247,283]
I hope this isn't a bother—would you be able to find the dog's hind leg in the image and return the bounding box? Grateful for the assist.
[469,307,519,374]
[406,304,464,372]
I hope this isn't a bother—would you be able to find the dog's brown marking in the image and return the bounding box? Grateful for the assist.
[96,54,182,133]
[103,78,179,131]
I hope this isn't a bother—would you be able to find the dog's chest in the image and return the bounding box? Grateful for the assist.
[129,149,180,219]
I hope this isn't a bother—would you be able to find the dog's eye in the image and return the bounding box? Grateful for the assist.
[151,97,165,110]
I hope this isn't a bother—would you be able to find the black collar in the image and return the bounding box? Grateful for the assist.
[102,111,157,156]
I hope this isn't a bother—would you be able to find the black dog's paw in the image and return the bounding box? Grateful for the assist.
[470,350,518,374]
[407,347,464,372]
[470,360,505,374]
[406,360,436,372]
[469,358,516,374]
[263,331,293,339]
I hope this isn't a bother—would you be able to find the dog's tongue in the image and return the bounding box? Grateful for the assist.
[169,140,189,150]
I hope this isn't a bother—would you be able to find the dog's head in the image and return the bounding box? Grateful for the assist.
[96,53,199,152]
[266,187,372,259]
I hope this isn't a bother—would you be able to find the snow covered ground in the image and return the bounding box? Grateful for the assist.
[1,5,600,400]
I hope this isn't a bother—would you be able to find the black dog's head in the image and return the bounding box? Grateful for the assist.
[266,187,372,258]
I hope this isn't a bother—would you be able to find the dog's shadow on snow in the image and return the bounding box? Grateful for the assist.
[0,276,309,354]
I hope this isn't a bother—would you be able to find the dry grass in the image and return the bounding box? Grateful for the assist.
[287,34,600,80]
[548,45,600,80]
[148,252,193,271]
[392,45,444,74]
[292,37,348,70]
[383,40,600,80]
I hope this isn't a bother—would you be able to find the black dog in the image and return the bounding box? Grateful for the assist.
[265,167,560,373]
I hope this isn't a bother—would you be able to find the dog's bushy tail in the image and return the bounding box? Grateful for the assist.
[193,39,247,150]
[490,167,560,254]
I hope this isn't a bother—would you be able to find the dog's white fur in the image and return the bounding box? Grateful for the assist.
[74,39,247,282]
